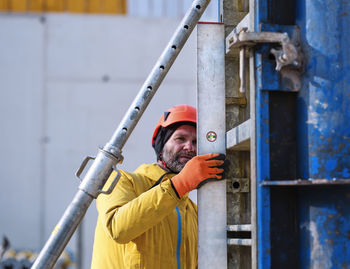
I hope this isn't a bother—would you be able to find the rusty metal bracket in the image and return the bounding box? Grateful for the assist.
[228,29,301,71]
[226,96,247,107]
[227,178,250,193]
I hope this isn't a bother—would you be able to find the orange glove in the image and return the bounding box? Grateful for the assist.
[170,153,229,198]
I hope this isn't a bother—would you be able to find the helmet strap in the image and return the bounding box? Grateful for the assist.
[162,160,168,170]
[158,152,171,171]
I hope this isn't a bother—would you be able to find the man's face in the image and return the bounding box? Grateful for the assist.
[161,125,197,173]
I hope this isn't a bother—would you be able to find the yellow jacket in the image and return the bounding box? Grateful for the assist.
[91,163,198,269]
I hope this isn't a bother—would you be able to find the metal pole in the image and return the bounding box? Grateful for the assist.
[250,42,258,269]
[249,0,257,268]
[197,22,227,269]
[108,0,211,150]
[76,221,83,269]
[239,47,246,93]
[31,1,211,268]
[250,48,258,269]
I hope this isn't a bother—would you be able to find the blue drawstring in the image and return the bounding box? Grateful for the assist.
[176,207,182,269]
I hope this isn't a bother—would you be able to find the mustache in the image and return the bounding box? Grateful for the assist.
[176,151,196,159]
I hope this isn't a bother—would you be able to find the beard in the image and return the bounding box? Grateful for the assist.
[161,149,196,173]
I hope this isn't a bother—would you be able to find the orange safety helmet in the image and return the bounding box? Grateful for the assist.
[152,104,197,147]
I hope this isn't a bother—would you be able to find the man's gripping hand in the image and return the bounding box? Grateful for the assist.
[170,153,229,198]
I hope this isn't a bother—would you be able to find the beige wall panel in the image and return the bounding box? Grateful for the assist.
[0,0,8,11]
[104,0,126,14]
[1,0,126,14]
[12,0,27,12]
[66,0,86,13]
[45,0,65,12]
[87,0,100,13]
[28,0,44,11]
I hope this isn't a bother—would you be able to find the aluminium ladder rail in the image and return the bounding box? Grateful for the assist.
[31,1,211,268]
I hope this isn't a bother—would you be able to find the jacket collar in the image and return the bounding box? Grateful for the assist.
[134,163,175,182]
[135,163,189,199]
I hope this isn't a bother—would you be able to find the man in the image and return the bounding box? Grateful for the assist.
[91,104,228,268]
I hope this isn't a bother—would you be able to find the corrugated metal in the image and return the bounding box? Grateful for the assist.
[0,0,8,10]
[12,0,27,11]
[104,0,125,14]
[0,0,215,19]
[28,0,44,11]
[0,0,126,14]
[45,0,65,12]
[66,0,85,13]
[87,0,99,13]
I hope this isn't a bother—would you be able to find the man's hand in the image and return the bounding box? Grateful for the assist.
[170,153,229,198]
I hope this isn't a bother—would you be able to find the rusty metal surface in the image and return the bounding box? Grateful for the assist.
[226,151,251,269]
[226,96,247,107]
[227,178,250,193]
[223,1,251,268]
[228,30,301,71]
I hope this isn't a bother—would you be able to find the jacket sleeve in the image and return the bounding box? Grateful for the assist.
[96,170,181,244]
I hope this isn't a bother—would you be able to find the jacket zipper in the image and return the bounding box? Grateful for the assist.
[176,206,181,269]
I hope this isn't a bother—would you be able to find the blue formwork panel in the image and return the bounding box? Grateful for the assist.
[295,0,350,179]
[298,186,350,268]
[294,1,350,267]
[254,0,350,268]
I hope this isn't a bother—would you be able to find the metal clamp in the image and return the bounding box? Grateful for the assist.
[228,29,301,71]
[76,156,95,180]
[98,169,121,195]
[103,143,124,163]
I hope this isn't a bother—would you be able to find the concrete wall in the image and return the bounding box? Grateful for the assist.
[128,0,218,20]
[0,13,196,267]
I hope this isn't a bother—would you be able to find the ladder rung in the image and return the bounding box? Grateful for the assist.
[227,224,252,232]
[226,119,251,151]
[227,239,252,246]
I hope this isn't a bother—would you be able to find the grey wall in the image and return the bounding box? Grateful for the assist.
[0,13,196,268]
[128,0,219,20]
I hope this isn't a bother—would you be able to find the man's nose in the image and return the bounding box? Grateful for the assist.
[184,141,196,152]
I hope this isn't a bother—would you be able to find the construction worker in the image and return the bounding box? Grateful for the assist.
[91,104,228,268]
